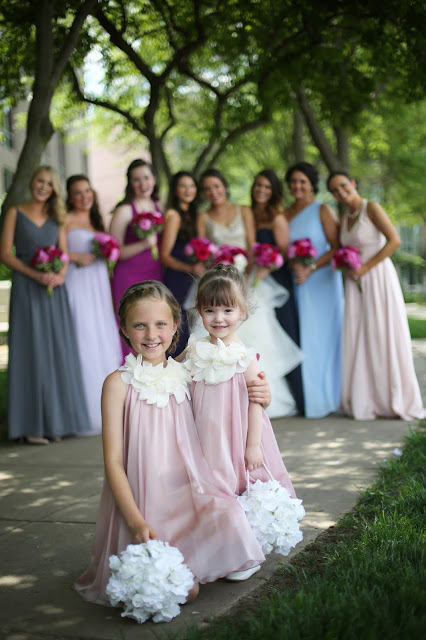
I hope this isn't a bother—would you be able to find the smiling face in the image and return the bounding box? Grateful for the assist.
[199,304,245,344]
[30,170,54,203]
[68,179,94,212]
[288,170,313,201]
[129,165,156,200]
[176,175,197,208]
[252,175,273,207]
[201,176,228,207]
[121,299,178,366]
[328,174,358,205]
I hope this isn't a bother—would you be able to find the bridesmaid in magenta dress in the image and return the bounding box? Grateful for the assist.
[327,170,424,420]
[110,159,163,358]
[160,171,206,355]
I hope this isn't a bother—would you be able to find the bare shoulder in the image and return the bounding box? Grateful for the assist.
[320,202,337,221]
[103,369,127,398]
[164,208,181,223]
[366,200,387,219]
[113,202,132,220]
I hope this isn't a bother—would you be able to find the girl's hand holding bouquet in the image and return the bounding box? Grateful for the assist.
[213,244,249,273]
[331,245,362,290]
[183,237,217,274]
[31,245,69,296]
[92,232,121,276]
[251,242,284,286]
[132,211,164,259]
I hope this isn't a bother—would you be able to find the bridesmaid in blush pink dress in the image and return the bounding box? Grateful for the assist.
[328,170,425,420]
[110,159,163,358]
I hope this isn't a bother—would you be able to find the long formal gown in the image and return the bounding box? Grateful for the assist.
[73,356,264,604]
[111,200,163,358]
[7,211,90,440]
[289,201,344,418]
[163,230,194,356]
[65,228,122,433]
[185,338,297,497]
[340,200,425,420]
[202,208,303,418]
[257,227,305,415]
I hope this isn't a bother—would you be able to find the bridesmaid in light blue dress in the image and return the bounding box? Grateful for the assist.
[65,175,122,433]
[285,163,344,418]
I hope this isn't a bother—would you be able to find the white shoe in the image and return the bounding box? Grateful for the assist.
[225,565,261,582]
[25,436,49,445]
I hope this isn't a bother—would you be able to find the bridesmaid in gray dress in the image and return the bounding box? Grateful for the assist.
[0,166,90,443]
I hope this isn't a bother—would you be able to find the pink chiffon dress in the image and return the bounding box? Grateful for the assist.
[184,337,297,497]
[340,199,425,420]
[110,200,163,359]
[73,356,264,605]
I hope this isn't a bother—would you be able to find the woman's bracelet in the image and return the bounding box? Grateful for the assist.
[310,263,317,272]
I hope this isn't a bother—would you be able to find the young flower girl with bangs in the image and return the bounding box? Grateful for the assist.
[184,264,297,500]
[74,281,268,608]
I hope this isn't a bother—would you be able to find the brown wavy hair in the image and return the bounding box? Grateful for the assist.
[66,174,105,232]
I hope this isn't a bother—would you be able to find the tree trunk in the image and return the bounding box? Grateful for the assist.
[297,85,339,172]
[292,108,305,162]
[334,125,350,171]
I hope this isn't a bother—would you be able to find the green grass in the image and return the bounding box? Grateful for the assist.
[408,316,426,339]
[177,426,426,640]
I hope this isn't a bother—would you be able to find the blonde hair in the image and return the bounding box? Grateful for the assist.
[30,165,66,223]
[196,264,249,319]
[118,281,181,354]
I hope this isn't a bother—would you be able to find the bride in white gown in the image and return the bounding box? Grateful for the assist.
[187,168,303,418]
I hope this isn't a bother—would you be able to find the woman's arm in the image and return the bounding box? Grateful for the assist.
[353,201,401,279]
[109,204,156,261]
[102,371,156,543]
[196,212,207,238]
[272,213,290,253]
[293,203,340,285]
[241,205,256,249]
[0,207,55,286]
[160,209,204,275]
[246,371,271,408]
[244,359,264,471]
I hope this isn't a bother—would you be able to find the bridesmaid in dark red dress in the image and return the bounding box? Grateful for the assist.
[110,159,163,358]
[160,171,205,355]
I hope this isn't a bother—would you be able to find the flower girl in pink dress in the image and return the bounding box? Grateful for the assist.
[184,265,297,500]
[73,281,266,606]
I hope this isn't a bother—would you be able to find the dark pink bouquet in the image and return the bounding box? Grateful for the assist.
[252,242,284,286]
[287,238,317,265]
[30,245,69,296]
[132,211,164,259]
[331,246,362,290]
[213,245,249,273]
[183,237,217,267]
[92,232,121,276]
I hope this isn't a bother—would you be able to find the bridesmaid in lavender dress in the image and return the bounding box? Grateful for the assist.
[161,171,206,355]
[328,170,425,420]
[65,175,122,434]
[110,159,163,358]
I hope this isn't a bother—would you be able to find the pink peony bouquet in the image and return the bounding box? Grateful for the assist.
[252,242,284,286]
[213,244,249,273]
[183,237,217,267]
[30,245,69,297]
[132,211,164,259]
[331,245,362,290]
[92,232,121,276]
[287,238,317,265]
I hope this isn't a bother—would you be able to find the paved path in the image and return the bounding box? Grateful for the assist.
[1,350,425,640]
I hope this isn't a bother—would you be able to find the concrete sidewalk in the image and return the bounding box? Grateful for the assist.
[1,354,425,640]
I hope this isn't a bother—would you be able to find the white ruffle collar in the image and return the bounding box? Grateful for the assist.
[119,354,191,408]
[184,337,256,385]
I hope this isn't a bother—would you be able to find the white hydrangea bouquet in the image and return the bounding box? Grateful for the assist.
[238,466,305,556]
[106,540,194,623]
